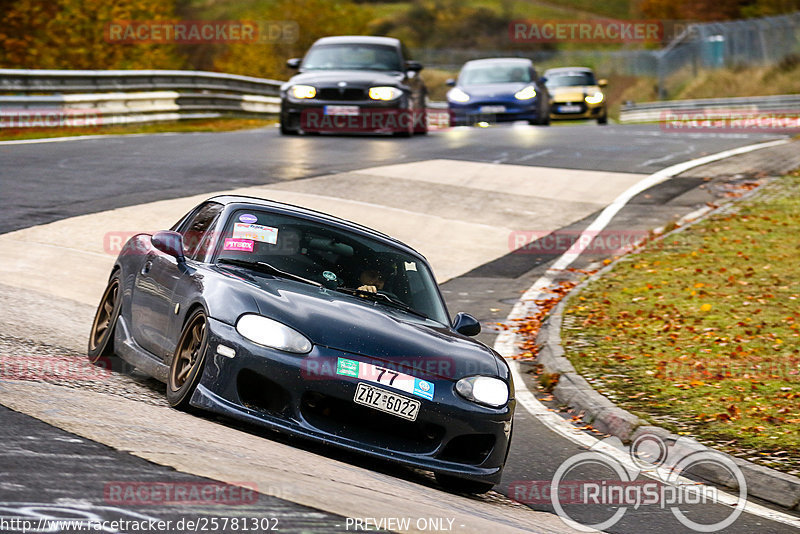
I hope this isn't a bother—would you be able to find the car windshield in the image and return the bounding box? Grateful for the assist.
[214,209,449,325]
[459,64,531,85]
[302,44,402,71]
[546,72,597,88]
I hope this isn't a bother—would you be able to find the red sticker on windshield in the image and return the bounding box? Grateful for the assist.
[223,238,254,252]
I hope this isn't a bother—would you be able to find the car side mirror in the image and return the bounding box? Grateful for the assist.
[152,231,185,263]
[405,60,423,73]
[286,58,301,69]
[453,312,481,336]
[598,79,608,87]
[445,78,456,87]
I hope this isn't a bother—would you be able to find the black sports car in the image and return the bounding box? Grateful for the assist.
[88,196,515,493]
[279,36,428,136]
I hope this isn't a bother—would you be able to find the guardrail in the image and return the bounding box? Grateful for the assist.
[0,69,284,128]
[620,94,800,123]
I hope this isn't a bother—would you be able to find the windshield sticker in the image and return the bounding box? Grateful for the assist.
[322,271,338,281]
[232,222,278,245]
[238,213,258,224]
[223,238,254,252]
[336,357,434,400]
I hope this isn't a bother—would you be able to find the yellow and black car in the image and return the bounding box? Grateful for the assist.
[544,67,607,124]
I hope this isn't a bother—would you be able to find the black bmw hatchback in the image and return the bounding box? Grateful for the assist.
[279,36,428,135]
[88,196,515,493]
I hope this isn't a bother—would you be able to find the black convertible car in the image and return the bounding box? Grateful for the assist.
[88,196,515,493]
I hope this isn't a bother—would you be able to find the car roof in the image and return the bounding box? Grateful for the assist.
[544,67,595,74]
[207,194,421,256]
[311,35,401,48]
[463,58,532,67]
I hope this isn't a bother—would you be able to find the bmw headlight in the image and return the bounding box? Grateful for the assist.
[447,87,470,103]
[368,86,402,101]
[514,86,537,100]
[236,314,312,354]
[291,85,317,99]
[585,92,604,104]
[456,376,509,407]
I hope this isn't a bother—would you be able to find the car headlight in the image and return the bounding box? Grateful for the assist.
[236,314,312,354]
[585,92,604,104]
[514,86,537,100]
[447,87,470,103]
[455,376,509,407]
[368,86,402,101]
[291,85,316,99]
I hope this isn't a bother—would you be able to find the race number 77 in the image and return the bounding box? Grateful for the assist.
[376,367,399,385]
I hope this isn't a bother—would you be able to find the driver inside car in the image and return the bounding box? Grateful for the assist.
[357,269,385,293]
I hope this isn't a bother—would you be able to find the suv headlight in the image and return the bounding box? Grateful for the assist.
[447,87,470,103]
[291,85,316,99]
[236,314,312,354]
[456,376,509,407]
[514,86,537,100]
[585,92,604,104]
[368,86,402,101]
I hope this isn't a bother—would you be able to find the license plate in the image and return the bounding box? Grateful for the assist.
[354,383,420,421]
[558,104,582,113]
[479,105,505,114]
[324,105,359,116]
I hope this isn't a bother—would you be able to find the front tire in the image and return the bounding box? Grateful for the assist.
[87,272,122,362]
[167,309,209,410]
[435,473,494,495]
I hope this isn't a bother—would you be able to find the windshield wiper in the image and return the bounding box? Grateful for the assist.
[333,287,429,319]
[217,258,322,287]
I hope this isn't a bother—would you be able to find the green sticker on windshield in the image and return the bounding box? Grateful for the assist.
[323,271,337,281]
[336,357,359,378]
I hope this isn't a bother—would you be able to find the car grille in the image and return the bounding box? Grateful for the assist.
[553,101,588,114]
[301,391,444,454]
[317,88,366,101]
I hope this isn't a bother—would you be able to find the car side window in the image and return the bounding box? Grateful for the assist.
[177,202,223,260]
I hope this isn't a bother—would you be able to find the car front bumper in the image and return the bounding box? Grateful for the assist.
[550,99,606,120]
[448,99,540,126]
[281,97,424,133]
[191,318,514,484]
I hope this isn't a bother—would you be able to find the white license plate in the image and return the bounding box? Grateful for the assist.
[324,105,359,116]
[479,105,506,114]
[558,105,582,113]
[354,383,420,421]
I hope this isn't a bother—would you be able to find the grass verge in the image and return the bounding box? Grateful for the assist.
[0,117,277,142]
[561,171,800,475]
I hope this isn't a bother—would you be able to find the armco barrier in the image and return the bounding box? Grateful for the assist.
[620,93,800,124]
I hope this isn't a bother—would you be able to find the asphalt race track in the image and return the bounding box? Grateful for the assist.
[1,122,799,534]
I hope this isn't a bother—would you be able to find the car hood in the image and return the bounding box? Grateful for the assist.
[216,269,502,379]
[459,82,530,99]
[550,85,598,101]
[287,70,405,88]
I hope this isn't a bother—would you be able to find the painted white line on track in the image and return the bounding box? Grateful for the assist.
[494,137,800,528]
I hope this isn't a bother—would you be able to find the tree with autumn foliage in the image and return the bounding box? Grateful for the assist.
[213,0,371,80]
[638,0,800,21]
[0,0,185,69]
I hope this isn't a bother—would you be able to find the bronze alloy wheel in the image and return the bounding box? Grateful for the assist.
[167,309,209,409]
[88,273,121,361]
